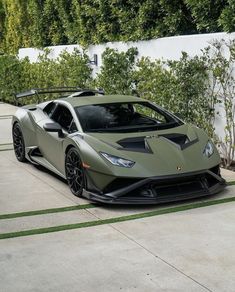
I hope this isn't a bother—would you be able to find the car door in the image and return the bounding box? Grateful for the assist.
[37,102,77,173]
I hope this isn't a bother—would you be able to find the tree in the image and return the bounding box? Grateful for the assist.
[42,0,71,46]
[219,0,235,32]
[0,0,5,50]
[185,0,226,32]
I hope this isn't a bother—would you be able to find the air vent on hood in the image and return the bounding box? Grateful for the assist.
[117,137,152,153]
[116,133,197,153]
[159,133,197,150]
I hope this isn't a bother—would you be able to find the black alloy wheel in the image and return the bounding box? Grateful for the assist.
[65,148,85,197]
[12,123,26,162]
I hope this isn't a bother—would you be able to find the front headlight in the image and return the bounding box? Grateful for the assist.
[100,152,135,168]
[203,141,214,158]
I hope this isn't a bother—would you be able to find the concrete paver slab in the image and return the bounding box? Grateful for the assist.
[221,168,235,182]
[0,102,235,292]
[0,118,13,144]
[113,202,235,292]
[0,103,17,116]
[1,149,235,218]
[0,152,88,214]
[0,225,207,292]
[0,210,96,233]
[2,150,89,205]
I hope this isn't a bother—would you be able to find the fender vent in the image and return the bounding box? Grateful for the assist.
[30,147,43,157]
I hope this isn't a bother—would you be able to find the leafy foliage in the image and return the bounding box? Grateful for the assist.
[202,40,235,168]
[1,41,235,167]
[0,49,92,103]
[134,53,215,137]
[167,53,214,137]
[185,0,226,32]
[95,47,138,94]
[0,0,5,51]
[0,0,234,53]
[219,0,235,32]
[0,55,22,102]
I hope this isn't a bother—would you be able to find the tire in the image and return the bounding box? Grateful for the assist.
[12,123,27,162]
[65,148,85,197]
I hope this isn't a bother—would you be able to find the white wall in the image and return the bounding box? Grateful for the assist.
[19,32,235,73]
[18,32,235,154]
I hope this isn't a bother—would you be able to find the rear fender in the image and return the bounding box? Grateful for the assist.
[12,108,37,148]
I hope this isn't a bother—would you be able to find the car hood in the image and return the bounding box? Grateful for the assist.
[80,124,220,177]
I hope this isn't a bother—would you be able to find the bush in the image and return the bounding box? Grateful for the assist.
[0,0,232,53]
[167,52,215,137]
[0,49,92,104]
[0,55,22,103]
[95,47,138,94]
[202,40,235,168]
[99,51,214,137]
[1,42,235,167]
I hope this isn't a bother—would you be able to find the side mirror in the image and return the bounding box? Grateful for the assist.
[43,122,64,138]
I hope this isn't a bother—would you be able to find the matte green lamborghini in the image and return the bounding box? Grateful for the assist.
[12,87,226,204]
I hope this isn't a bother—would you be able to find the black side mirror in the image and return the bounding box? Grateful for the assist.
[43,122,64,138]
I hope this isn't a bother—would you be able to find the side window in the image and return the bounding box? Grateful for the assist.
[51,104,78,133]
[43,102,57,118]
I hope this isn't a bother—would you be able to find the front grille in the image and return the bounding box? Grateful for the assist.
[152,180,204,197]
[104,178,140,193]
[120,170,222,202]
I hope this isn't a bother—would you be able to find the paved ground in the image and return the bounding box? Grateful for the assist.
[1,102,235,292]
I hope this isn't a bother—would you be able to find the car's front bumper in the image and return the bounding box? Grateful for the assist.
[83,169,226,204]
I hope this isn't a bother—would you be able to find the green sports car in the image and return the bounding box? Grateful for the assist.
[12,87,226,204]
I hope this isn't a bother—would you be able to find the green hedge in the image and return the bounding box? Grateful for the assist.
[0,0,234,54]
[0,47,214,130]
[0,47,214,136]
[0,49,92,104]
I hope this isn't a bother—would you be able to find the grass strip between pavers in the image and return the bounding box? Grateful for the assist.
[227,181,235,186]
[0,204,96,220]
[1,181,235,221]
[1,196,235,240]
[0,143,13,146]
[0,115,13,119]
[0,147,13,152]
[0,180,235,220]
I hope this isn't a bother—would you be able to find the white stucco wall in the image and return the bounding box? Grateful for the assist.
[19,32,235,71]
[18,32,235,156]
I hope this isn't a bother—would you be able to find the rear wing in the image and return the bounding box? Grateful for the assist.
[14,87,104,103]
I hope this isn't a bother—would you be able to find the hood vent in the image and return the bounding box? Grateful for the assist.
[159,133,197,150]
[117,137,152,153]
[116,133,197,153]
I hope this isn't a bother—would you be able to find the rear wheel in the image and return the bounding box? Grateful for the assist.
[65,148,85,197]
[12,123,26,162]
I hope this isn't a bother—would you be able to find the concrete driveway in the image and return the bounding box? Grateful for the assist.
[1,103,235,292]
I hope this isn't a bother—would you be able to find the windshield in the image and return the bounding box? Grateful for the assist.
[75,102,182,133]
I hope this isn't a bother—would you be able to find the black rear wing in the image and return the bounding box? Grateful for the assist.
[14,87,104,103]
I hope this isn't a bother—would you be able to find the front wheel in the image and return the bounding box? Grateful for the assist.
[12,123,27,162]
[65,148,85,197]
